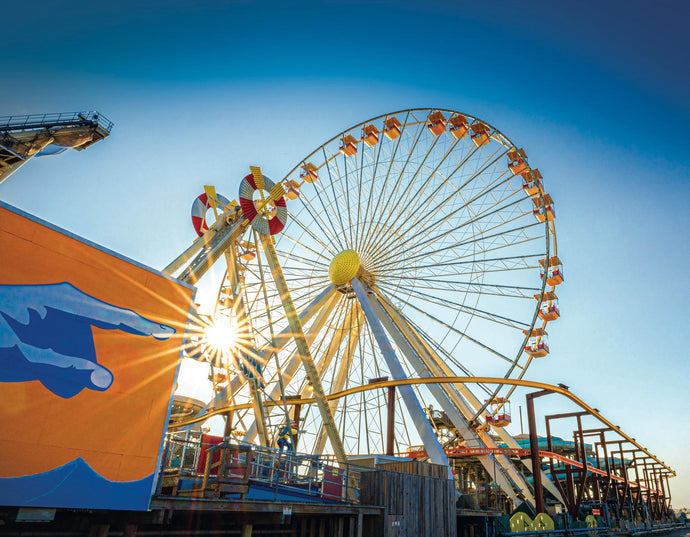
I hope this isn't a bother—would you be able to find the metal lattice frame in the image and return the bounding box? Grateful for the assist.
[202,109,560,501]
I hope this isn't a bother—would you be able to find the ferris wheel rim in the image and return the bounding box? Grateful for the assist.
[278,108,555,386]
[281,107,518,181]
[206,107,560,459]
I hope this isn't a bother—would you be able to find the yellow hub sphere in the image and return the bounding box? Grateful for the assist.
[329,249,361,286]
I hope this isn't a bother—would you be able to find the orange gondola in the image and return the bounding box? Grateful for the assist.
[449,114,469,140]
[522,169,543,196]
[340,134,358,156]
[383,116,402,139]
[508,148,528,175]
[539,256,564,286]
[532,193,555,222]
[427,111,447,136]
[300,162,318,183]
[524,328,549,357]
[535,291,560,321]
[470,122,490,147]
[284,179,301,200]
[362,124,380,147]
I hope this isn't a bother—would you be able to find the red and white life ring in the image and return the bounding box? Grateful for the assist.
[238,173,288,235]
[191,192,231,237]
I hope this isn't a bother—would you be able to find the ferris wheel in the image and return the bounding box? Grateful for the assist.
[177,108,562,503]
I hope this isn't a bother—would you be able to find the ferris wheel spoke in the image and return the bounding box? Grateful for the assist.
[387,303,502,396]
[270,246,330,269]
[353,138,381,253]
[335,153,357,247]
[360,323,383,453]
[245,284,326,316]
[369,126,447,246]
[381,289,516,365]
[376,281,530,331]
[358,119,428,256]
[358,112,412,254]
[395,309,477,379]
[378,229,542,284]
[386,253,542,280]
[295,159,348,252]
[276,266,328,279]
[321,147,352,245]
[412,221,543,273]
[364,138,504,264]
[309,300,363,453]
[290,189,342,252]
[283,216,339,258]
[243,298,342,444]
[362,144,511,265]
[356,118,398,251]
[390,277,539,299]
[371,178,525,271]
[375,216,542,276]
[384,241,544,279]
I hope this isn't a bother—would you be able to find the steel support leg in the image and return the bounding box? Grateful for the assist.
[261,234,348,464]
[351,277,449,468]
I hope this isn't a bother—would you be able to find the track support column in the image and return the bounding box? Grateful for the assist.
[387,385,395,456]
[526,389,552,514]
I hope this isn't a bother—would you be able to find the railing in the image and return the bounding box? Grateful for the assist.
[0,111,113,134]
[157,434,369,503]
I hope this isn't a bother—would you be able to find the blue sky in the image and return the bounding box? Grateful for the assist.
[1,0,689,507]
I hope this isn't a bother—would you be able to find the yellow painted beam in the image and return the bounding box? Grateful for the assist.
[168,375,675,477]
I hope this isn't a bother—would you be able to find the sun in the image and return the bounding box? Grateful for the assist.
[204,320,239,353]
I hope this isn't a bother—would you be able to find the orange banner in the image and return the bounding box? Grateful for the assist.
[0,202,195,510]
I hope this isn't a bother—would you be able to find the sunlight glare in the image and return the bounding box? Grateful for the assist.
[204,320,238,353]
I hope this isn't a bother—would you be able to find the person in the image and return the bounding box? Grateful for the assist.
[276,422,300,451]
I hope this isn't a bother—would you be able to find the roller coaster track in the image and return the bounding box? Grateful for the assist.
[168,375,675,478]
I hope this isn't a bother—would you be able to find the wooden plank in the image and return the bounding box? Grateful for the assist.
[150,498,381,515]
[300,517,307,537]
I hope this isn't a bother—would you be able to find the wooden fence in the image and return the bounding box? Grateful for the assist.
[360,469,456,537]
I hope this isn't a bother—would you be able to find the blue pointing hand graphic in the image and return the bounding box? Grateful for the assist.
[0,282,175,398]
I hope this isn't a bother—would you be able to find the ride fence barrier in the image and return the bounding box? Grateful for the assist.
[156,433,372,503]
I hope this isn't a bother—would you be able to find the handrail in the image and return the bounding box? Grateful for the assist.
[0,111,113,133]
[159,435,372,503]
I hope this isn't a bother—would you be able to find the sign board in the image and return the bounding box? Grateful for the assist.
[0,202,195,510]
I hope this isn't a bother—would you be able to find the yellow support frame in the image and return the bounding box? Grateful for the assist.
[259,233,349,464]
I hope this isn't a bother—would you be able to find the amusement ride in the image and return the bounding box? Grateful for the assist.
[164,108,564,505]
[0,108,679,535]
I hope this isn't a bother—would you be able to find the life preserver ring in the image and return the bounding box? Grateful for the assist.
[238,173,288,235]
[191,192,231,237]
